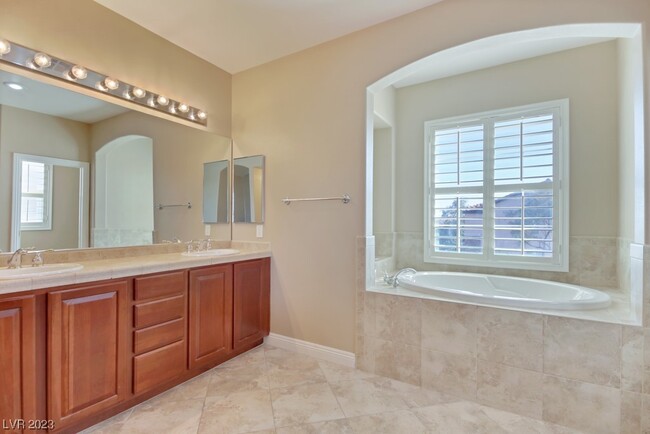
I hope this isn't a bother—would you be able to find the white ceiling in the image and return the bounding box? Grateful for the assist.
[0,71,128,123]
[94,0,445,73]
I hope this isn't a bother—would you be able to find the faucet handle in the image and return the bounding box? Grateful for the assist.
[31,249,54,267]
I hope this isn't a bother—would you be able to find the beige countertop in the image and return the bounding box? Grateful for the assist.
[0,242,271,295]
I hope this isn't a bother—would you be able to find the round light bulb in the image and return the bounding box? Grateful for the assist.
[33,52,52,68]
[197,110,207,120]
[69,65,87,80]
[156,95,169,106]
[103,77,119,90]
[178,103,190,113]
[0,39,11,55]
[132,87,146,98]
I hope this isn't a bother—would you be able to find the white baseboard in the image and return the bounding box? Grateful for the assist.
[264,333,356,368]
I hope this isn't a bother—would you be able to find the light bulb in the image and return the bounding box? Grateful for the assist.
[197,110,207,120]
[69,65,87,80]
[156,95,169,106]
[4,82,23,91]
[132,87,146,98]
[178,103,190,113]
[0,39,10,55]
[103,77,119,90]
[33,52,52,68]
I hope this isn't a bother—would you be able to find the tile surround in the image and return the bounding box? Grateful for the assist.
[394,232,622,290]
[357,235,650,434]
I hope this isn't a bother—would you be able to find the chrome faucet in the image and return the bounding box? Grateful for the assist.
[6,247,35,269]
[384,268,417,288]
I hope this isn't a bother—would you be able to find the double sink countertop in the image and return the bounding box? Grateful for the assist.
[0,241,271,295]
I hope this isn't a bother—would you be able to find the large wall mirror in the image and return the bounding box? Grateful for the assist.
[0,69,232,252]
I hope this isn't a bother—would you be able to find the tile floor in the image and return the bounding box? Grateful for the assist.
[83,344,584,433]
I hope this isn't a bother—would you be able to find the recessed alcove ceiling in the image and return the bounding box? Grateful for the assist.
[94,0,445,73]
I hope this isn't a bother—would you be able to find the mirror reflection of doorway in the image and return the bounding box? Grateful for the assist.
[93,135,154,247]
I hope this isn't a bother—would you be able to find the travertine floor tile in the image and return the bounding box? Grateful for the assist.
[121,398,204,434]
[270,382,345,427]
[199,389,275,434]
[84,344,592,434]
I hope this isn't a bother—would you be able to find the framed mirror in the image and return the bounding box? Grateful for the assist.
[203,160,229,224]
[233,155,265,223]
[0,69,232,252]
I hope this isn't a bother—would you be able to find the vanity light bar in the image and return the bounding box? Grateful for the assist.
[0,38,208,126]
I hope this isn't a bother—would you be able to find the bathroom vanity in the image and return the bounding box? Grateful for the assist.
[0,250,270,433]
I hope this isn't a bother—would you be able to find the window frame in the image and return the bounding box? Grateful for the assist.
[19,159,53,231]
[423,99,569,272]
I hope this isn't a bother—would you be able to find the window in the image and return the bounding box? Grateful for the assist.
[20,160,52,230]
[424,100,569,271]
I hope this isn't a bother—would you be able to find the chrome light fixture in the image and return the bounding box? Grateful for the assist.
[0,38,208,126]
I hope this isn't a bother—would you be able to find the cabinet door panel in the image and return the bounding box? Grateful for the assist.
[0,296,37,424]
[134,318,184,355]
[133,340,186,394]
[233,259,270,350]
[134,294,185,329]
[134,271,185,301]
[48,281,129,428]
[189,265,233,369]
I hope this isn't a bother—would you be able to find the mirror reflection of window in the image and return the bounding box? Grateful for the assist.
[20,160,51,229]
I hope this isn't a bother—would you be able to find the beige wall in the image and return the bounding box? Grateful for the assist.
[0,0,231,137]
[21,166,80,250]
[90,111,231,243]
[373,127,393,235]
[394,41,619,237]
[232,0,650,352]
[0,106,90,251]
[618,37,641,241]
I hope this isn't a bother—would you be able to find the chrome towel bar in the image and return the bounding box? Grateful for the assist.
[282,194,350,205]
[157,202,192,210]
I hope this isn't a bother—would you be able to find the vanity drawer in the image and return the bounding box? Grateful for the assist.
[134,318,185,355]
[133,340,186,394]
[134,271,186,301]
[134,294,185,329]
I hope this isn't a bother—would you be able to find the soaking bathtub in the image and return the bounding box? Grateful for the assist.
[396,271,611,310]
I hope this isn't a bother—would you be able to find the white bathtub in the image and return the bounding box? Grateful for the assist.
[397,272,611,310]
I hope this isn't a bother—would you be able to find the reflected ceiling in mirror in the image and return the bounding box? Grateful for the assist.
[0,70,232,253]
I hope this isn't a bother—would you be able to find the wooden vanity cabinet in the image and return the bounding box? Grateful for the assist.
[188,265,233,369]
[0,295,39,428]
[132,271,187,395]
[233,258,270,350]
[1,256,269,433]
[48,280,130,430]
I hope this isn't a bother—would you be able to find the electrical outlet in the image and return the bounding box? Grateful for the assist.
[256,225,263,238]
[204,225,211,236]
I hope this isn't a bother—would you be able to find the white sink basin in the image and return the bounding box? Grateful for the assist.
[181,248,240,257]
[0,263,83,280]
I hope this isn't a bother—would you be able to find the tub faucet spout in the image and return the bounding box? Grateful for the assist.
[384,268,416,288]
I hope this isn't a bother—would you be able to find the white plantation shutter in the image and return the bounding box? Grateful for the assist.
[424,100,568,271]
[20,160,52,230]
